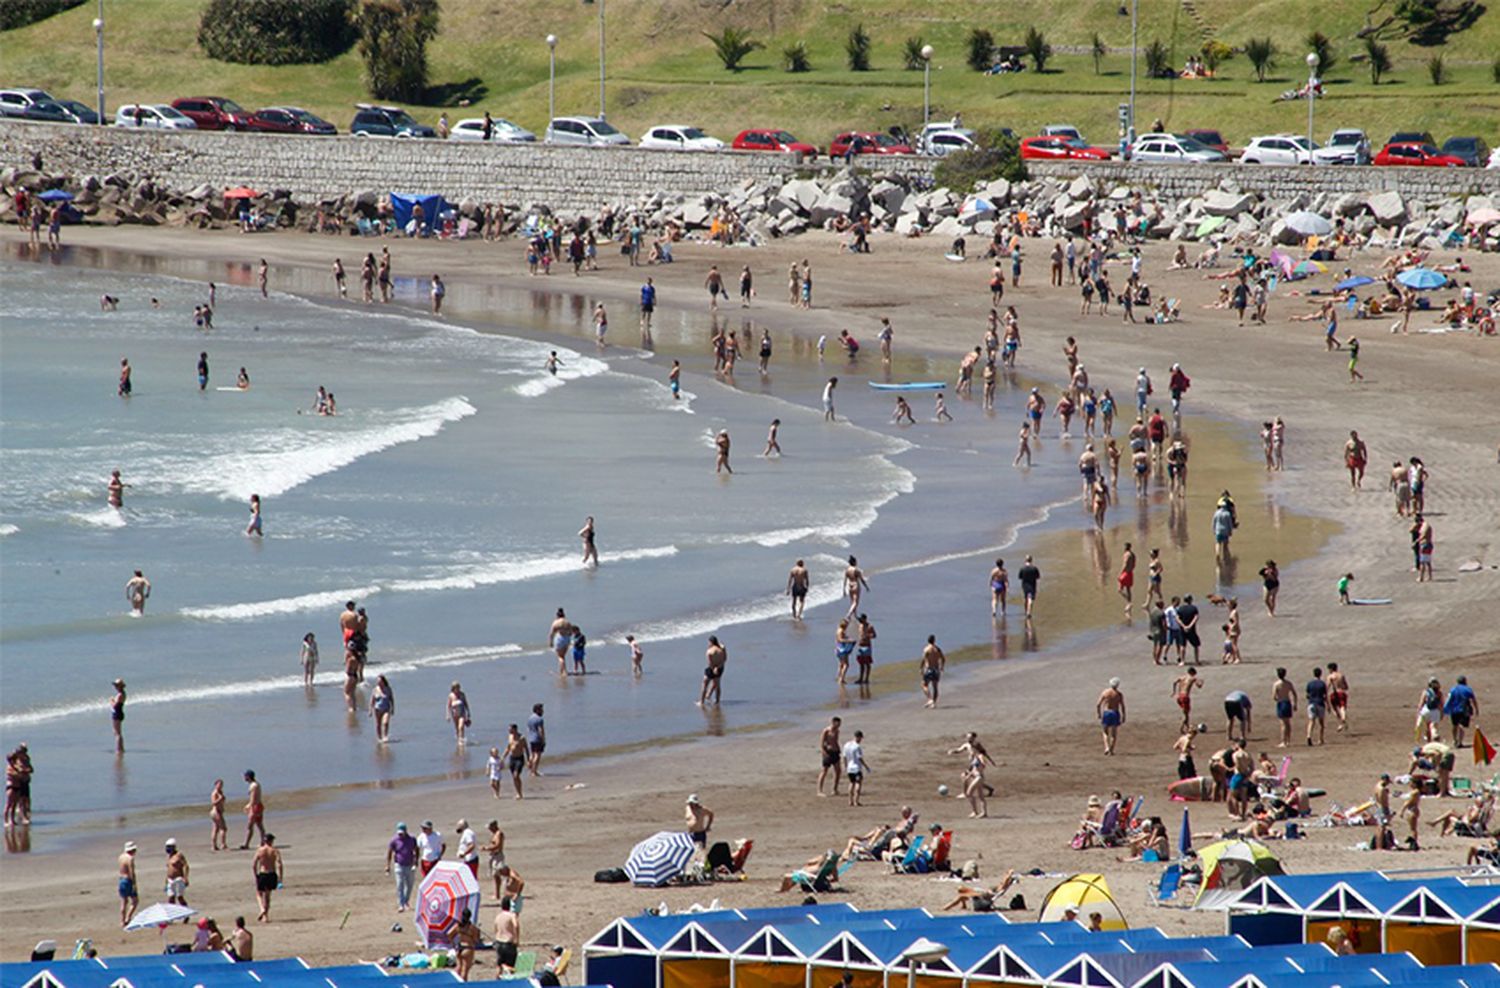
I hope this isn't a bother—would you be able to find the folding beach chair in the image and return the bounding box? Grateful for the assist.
[791,851,842,893]
[894,835,926,873]
[1152,863,1183,906]
[502,950,536,980]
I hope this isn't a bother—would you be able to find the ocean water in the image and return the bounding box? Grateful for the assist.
[0,251,1095,840]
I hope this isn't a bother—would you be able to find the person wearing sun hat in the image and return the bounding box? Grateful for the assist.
[386,822,417,912]
[118,841,139,927]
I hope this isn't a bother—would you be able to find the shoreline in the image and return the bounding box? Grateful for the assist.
[2,225,1497,965]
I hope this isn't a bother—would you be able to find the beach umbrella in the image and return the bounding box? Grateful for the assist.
[1292,259,1326,277]
[222,186,261,199]
[124,902,196,931]
[1268,251,1294,276]
[1193,838,1282,906]
[37,189,74,203]
[958,196,996,220]
[417,861,481,948]
[624,830,696,887]
[1195,215,1227,238]
[1335,275,1375,291]
[1178,809,1193,858]
[1396,267,1446,291]
[1283,210,1333,236]
[1466,207,1500,227]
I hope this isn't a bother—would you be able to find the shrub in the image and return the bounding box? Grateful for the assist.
[1091,33,1108,74]
[1426,52,1446,84]
[845,23,871,71]
[1144,39,1170,77]
[1199,40,1234,74]
[1244,37,1277,82]
[933,129,1028,193]
[1023,27,1052,72]
[1306,30,1335,76]
[1,0,83,32]
[197,0,355,65]
[966,28,995,72]
[1364,37,1392,83]
[903,36,927,71]
[782,41,811,73]
[353,0,440,102]
[704,26,762,70]
[1493,53,1500,83]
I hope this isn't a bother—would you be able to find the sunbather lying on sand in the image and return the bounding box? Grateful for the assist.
[942,868,1018,912]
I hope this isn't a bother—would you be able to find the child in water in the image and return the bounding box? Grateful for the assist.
[571,629,587,675]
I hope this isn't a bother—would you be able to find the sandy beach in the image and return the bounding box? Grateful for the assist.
[2,221,1498,967]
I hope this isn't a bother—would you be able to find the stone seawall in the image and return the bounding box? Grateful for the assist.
[1026,160,1500,199]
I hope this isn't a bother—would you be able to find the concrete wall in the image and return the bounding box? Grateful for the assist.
[1027,160,1500,199]
[0,121,932,212]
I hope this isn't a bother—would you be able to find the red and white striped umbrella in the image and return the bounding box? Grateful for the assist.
[417,861,481,948]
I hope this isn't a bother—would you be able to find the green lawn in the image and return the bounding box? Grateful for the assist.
[3,0,1496,147]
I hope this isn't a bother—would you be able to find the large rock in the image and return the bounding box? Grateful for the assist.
[1067,176,1094,200]
[681,202,713,229]
[1058,201,1091,230]
[780,179,822,213]
[1367,190,1407,225]
[1203,190,1254,217]
[981,178,1011,205]
[808,192,854,226]
[930,216,964,238]
[893,213,922,236]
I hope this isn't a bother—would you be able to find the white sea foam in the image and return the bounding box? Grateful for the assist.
[171,396,477,500]
[70,508,127,528]
[0,643,528,728]
[0,523,19,537]
[180,584,386,621]
[512,353,610,397]
[719,455,916,548]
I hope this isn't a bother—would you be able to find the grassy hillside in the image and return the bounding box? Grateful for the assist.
[3,0,1497,147]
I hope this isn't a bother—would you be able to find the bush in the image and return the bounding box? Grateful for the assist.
[1244,37,1277,82]
[1200,40,1234,74]
[1144,39,1170,77]
[197,0,354,65]
[1306,30,1335,76]
[903,36,927,71]
[933,130,1028,194]
[1,0,82,31]
[845,23,871,71]
[1364,37,1392,83]
[704,26,762,70]
[782,41,811,73]
[1091,33,1108,74]
[1493,53,1500,83]
[1024,26,1052,72]
[1426,52,1446,84]
[354,0,440,101]
[966,28,995,72]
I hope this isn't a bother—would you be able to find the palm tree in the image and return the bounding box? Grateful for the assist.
[703,27,762,71]
[1364,37,1392,84]
[1244,37,1277,82]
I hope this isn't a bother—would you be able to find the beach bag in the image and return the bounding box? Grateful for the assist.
[594,867,628,883]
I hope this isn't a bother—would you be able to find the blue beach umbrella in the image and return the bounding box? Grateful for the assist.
[625,831,696,887]
[1396,267,1446,290]
[1335,275,1374,291]
[37,189,74,202]
[1179,809,1193,858]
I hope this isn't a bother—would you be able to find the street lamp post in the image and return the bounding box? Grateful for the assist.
[93,0,105,126]
[1127,0,1139,150]
[1305,51,1318,165]
[596,0,606,119]
[901,938,950,988]
[546,34,558,129]
[921,44,934,131]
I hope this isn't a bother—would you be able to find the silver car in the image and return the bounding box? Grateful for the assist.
[0,88,54,117]
[114,104,198,130]
[544,116,630,146]
[1129,133,1225,163]
[450,116,536,143]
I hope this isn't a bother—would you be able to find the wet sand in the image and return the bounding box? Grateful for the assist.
[2,225,1498,964]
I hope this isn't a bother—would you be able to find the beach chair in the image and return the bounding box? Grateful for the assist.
[1151,864,1183,906]
[501,950,536,980]
[894,835,926,873]
[791,851,842,893]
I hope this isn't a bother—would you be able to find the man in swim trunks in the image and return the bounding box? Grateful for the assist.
[700,636,727,705]
[197,351,209,392]
[118,841,139,927]
[164,838,190,907]
[1224,690,1253,745]
[786,560,810,619]
[340,600,360,646]
[1118,543,1136,615]
[817,717,842,796]
[548,609,574,674]
[1306,667,1329,746]
[1172,667,1200,733]
[1444,675,1478,748]
[493,896,520,975]
[684,793,715,847]
[525,704,545,776]
[1097,678,1126,755]
[125,571,151,615]
[118,358,132,397]
[241,770,265,849]
[1176,595,1202,663]
[920,636,946,708]
[1017,556,1041,618]
[1272,668,1298,748]
[503,725,529,799]
[1343,430,1368,491]
[251,834,282,922]
[1326,662,1350,733]
[854,615,876,686]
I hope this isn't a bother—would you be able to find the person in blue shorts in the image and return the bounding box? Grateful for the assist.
[1097,678,1125,755]
[118,841,139,927]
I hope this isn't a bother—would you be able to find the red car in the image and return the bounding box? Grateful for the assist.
[1019,135,1111,161]
[170,96,254,131]
[828,131,914,158]
[245,106,337,135]
[732,128,818,157]
[1373,142,1465,167]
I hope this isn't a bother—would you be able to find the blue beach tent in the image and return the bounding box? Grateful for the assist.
[388,193,448,236]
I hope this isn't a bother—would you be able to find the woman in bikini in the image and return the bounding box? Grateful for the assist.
[989,559,1009,616]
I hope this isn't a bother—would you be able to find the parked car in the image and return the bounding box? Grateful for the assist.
[1019,135,1110,161]
[828,131,914,158]
[544,116,630,146]
[1440,136,1490,168]
[731,128,818,157]
[20,100,77,124]
[1317,129,1369,165]
[0,88,55,117]
[638,124,723,151]
[1490,147,1500,169]
[50,98,100,125]
[450,116,536,143]
[1040,124,1084,141]
[1388,130,1436,148]
[1129,133,1225,163]
[246,106,336,135]
[113,104,198,130]
[1239,134,1316,165]
[1182,129,1229,155]
[920,128,978,157]
[350,104,436,138]
[170,97,253,131]
[1372,142,1465,167]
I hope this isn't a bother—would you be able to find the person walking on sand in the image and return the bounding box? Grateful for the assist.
[385,822,417,912]
[1326,662,1351,732]
[1445,675,1479,748]
[843,556,870,618]
[1118,542,1136,615]
[786,559,810,619]
[125,570,151,615]
[447,682,472,746]
[843,730,869,806]
[740,265,754,307]
[854,614,877,685]
[1307,666,1329,746]
[164,838,190,908]
[1173,667,1201,733]
[1097,678,1126,755]
[700,636,727,705]
[482,820,506,899]
[240,770,264,850]
[705,265,725,311]
[493,896,521,976]
[1018,556,1041,618]
[109,678,127,754]
[503,725,529,799]
[1258,560,1280,616]
[251,834,282,922]
[578,516,598,567]
[920,636,946,708]
[525,703,546,776]
[210,779,228,851]
[118,841,140,927]
[1272,668,1298,748]
[715,430,733,474]
[1344,431,1368,490]
[818,717,842,796]
[684,793,715,849]
[990,558,1009,616]
[369,675,394,742]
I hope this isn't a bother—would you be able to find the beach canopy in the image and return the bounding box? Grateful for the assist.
[222,186,260,199]
[1195,215,1228,238]
[1335,275,1375,291]
[959,195,997,220]
[37,189,74,203]
[1039,874,1129,930]
[625,831,696,887]
[1466,207,1500,227]
[1194,839,1283,908]
[390,192,448,235]
[123,901,197,931]
[416,860,481,948]
[1396,267,1447,290]
[1283,211,1334,237]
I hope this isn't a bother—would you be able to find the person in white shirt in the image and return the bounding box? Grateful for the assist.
[842,730,869,807]
[822,377,838,422]
[417,821,445,877]
[455,819,479,879]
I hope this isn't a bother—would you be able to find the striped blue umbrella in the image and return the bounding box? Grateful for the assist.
[625,831,696,887]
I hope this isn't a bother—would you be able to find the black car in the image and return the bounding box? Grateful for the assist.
[1388,130,1436,148]
[21,100,76,123]
[1440,136,1490,168]
[53,99,101,125]
[350,104,435,139]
